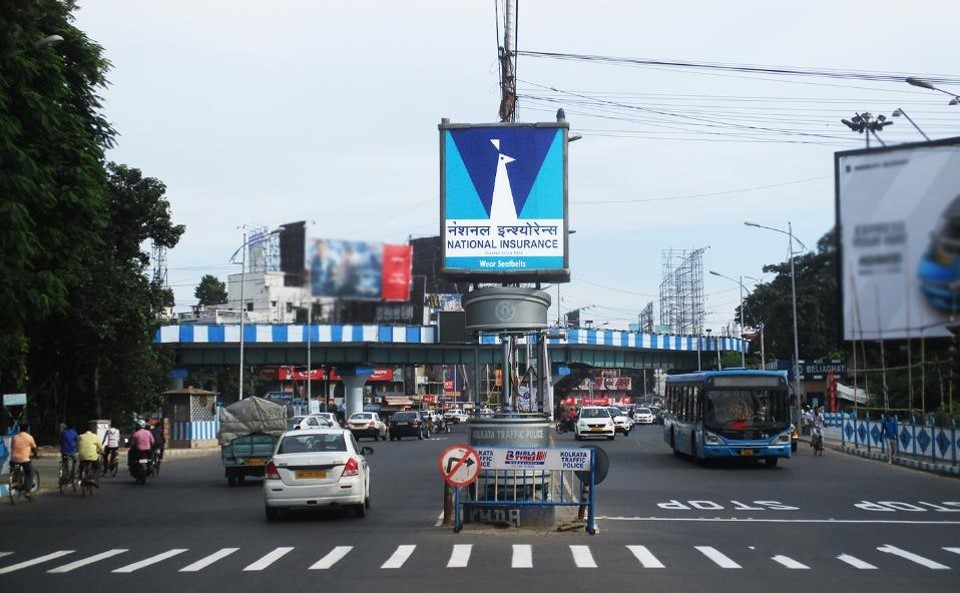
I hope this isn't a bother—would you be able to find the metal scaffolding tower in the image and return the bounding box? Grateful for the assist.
[659,248,707,335]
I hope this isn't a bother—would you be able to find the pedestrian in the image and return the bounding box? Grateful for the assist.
[882,412,898,464]
[11,426,38,497]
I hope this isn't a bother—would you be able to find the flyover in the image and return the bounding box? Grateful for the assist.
[154,324,747,371]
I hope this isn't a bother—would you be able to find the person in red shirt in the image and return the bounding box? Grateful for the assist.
[127,421,154,472]
[11,428,39,497]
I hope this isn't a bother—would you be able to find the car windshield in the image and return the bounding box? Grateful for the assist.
[393,413,416,421]
[352,413,373,420]
[608,408,622,418]
[638,408,652,415]
[278,433,346,454]
[580,408,610,419]
[703,389,789,433]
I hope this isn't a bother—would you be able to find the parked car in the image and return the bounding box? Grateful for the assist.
[477,407,495,418]
[263,428,372,521]
[347,412,387,441]
[388,411,426,440]
[575,406,615,441]
[443,408,469,424]
[633,407,656,425]
[315,412,342,428]
[607,406,632,435]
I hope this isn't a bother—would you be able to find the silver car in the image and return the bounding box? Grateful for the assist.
[263,428,373,521]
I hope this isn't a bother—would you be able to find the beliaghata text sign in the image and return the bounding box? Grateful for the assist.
[475,447,592,471]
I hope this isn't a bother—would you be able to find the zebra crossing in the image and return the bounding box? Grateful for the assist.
[0,543,957,575]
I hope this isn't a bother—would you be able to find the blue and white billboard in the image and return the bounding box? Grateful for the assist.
[440,122,569,282]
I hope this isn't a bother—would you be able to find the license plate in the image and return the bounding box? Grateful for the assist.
[740,449,755,456]
[591,428,604,432]
[244,458,265,466]
[295,470,327,479]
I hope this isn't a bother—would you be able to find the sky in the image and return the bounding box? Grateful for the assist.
[72,1,960,335]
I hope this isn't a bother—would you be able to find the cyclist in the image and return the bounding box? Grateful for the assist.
[101,421,121,475]
[59,422,79,483]
[811,406,825,451]
[10,427,38,498]
[77,421,104,484]
[127,420,154,472]
[149,420,165,465]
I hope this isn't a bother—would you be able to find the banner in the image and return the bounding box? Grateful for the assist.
[309,240,411,301]
[476,447,592,471]
[440,122,569,281]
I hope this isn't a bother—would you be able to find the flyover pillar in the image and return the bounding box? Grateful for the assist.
[340,367,373,418]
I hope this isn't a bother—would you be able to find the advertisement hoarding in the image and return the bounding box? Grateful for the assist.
[309,240,412,301]
[836,138,960,340]
[440,122,569,282]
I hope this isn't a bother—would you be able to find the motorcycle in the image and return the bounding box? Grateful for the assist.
[129,451,156,485]
[555,417,575,434]
[811,427,824,456]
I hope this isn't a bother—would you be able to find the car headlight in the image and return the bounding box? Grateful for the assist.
[704,433,722,445]
[578,421,587,428]
[777,433,791,443]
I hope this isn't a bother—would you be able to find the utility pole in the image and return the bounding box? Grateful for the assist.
[498,0,517,122]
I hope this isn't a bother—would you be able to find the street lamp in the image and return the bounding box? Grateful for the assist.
[229,225,281,400]
[709,270,747,367]
[892,108,930,141]
[744,220,807,420]
[744,276,766,367]
[705,329,714,370]
[906,77,960,105]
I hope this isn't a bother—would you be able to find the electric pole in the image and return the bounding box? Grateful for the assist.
[498,0,517,122]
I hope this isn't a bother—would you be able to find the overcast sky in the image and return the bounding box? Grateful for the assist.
[73,1,960,335]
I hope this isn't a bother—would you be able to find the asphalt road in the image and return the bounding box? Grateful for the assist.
[2,424,958,593]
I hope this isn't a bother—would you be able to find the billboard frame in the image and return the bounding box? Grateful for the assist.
[439,120,571,283]
[834,135,960,344]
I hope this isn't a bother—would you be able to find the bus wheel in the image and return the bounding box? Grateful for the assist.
[764,457,779,468]
[670,429,679,455]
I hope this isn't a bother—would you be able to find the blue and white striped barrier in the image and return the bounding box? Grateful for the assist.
[841,412,959,467]
[172,420,219,442]
[155,324,748,353]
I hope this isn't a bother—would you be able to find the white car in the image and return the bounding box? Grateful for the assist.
[290,414,335,430]
[264,428,372,521]
[347,412,387,441]
[443,408,469,424]
[575,406,615,441]
[315,412,342,428]
[607,407,632,435]
[633,407,656,425]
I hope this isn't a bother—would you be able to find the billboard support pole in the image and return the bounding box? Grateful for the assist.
[789,222,802,419]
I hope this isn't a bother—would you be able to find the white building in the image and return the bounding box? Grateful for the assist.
[225,270,308,324]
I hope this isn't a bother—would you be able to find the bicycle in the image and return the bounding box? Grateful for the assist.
[58,454,78,495]
[79,461,99,497]
[8,463,40,504]
[102,449,119,478]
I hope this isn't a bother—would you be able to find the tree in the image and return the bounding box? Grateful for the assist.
[195,274,228,306]
[0,1,115,390]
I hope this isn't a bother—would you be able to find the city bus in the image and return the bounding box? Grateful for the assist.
[663,370,792,466]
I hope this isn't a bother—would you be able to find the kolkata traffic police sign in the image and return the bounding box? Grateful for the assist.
[439,444,481,487]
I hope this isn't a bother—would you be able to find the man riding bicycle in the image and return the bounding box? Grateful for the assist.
[11,427,38,498]
[101,421,121,474]
[77,421,104,482]
[59,422,79,482]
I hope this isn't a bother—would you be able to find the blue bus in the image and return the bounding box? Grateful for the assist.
[663,370,792,466]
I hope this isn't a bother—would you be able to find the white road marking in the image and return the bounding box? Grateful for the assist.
[626,545,665,568]
[877,545,950,570]
[944,547,960,556]
[570,545,597,568]
[602,517,960,525]
[179,548,239,572]
[49,549,128,573]
[0,553,11,559]
[0,551,74,574]
[695,546,741,569]
[112,549,188,573]
[837,554,877,569]
[381,545,416,569]
[243,547,294,571]
[310,546,353,570]
[772,555,809,569]
[512,544,533,569]
[447,544,473,568]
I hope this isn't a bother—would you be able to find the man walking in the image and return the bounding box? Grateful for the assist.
[882,412,898,464]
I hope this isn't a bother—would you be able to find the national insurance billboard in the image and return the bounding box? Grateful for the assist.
[439,121,569,282]
[837,137,960,341]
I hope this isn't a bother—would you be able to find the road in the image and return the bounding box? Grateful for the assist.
[2,424,958,593]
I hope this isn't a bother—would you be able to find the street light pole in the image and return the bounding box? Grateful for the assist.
[744,221,807,420]
[238,227,247,400]
[708,270,748,368]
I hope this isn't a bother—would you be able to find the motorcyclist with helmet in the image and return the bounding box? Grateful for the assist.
[127,420,155,477]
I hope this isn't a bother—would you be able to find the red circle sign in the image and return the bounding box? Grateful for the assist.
[439,444,481,487]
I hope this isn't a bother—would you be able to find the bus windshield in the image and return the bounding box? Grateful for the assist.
[703,388,788,435]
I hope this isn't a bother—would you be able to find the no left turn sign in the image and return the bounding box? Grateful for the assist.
[439,444,481,487]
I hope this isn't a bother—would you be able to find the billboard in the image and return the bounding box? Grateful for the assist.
[837,137,960,341]
[440,121,569,282]
[309,240,412,301]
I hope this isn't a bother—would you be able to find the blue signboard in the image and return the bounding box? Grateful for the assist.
[440,122,569,282]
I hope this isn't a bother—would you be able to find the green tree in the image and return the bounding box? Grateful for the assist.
[195,274,228,306]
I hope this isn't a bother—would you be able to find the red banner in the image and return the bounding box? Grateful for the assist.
[263,367,396,382]
[381,244,412,302]
[827,371,837,412]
